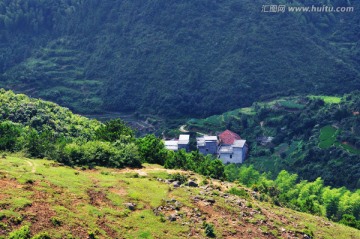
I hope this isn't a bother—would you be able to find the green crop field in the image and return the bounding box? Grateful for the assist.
[309,95,342,104]
[278,100,305,110]
[318,126,338,149]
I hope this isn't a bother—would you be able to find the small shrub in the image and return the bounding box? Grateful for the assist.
[168,173,187,184]
[0,222,7,230]
[203,222,216,238]
[81,166,88,171]
[339,214,360,229]
[228,187,249,199]
[50,217,62,227]
[88,229,100,239]
[270,229,279,237]
[10,216,23,225]
[212,191,219,196]
[88,231,98,239]
[201,179,209,185]
[125,173,139,178]
[32,232,51,239]
[26,179,35,184]
[8,225,31,239]
[159,214,166,223]
[302,229,314,238]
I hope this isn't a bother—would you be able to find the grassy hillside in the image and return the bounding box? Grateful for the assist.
[0,0,359,116]
[0,155,359,239]
[185,92,360,189]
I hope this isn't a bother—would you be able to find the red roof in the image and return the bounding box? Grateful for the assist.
[218,130,241,145]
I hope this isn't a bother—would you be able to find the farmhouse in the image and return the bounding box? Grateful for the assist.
[217,130,247,164]
[178,134,190,151]
[166,130,247,164]
[196,130,248,164]
[218,139,247,164]
[196,135,218,155]
[164,134,190,152]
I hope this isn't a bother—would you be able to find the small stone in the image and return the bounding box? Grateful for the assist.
[173,181,181,187]
[124,202,136,211]
[187,180,198,187]
[168,214,177,221]
[207,198,216,204]
[174,201,182,209]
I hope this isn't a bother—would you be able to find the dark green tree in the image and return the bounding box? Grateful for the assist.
[137,134,167,165]
[96,119,134,142]
[0,121,22,151]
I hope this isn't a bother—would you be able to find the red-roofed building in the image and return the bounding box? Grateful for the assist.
[218,130,241,145]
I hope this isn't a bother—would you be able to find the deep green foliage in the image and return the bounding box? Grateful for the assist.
[227,187,249,199]
[0,121,21,151]
[339,214,360,230]
[0,89,140,168]
[203,222,216,238]
[0,1,359,117]
[58,141,141,168]
[225,165,360,229]
[189,92,360,190]
[31,232,51,239]
[164,150,225,180]
[8,225,30,239]
[0,89,100,139]
[137,134,167,165]
[168,173,188,185]
[96,119,134,142]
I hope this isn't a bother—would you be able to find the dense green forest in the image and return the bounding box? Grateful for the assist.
[186,92,360,190]
[0,0,359,117]
[0,89,359,231]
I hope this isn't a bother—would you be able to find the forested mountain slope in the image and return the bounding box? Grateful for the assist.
[0,0,359,116]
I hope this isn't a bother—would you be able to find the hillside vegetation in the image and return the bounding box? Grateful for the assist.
[0,90,359,235]
[186,92,360,190]
[0,155,359,239]
[0,0,359,116]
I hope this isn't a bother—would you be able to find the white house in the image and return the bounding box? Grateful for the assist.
[178,134,190,151]
[196,135,218,155]
[164,134,190,152]
[218,139,247,164]
[164,140,179,151]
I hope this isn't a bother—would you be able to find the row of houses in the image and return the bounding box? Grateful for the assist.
[164,130,248,164]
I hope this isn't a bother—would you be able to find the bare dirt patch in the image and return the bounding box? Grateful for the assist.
[25,201,56,234]
[109,187,127,197]
[88,189,111,207]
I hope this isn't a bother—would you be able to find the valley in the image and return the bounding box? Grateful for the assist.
[0,0,359,237]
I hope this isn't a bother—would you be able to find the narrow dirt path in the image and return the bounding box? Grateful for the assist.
[179,125,189,133]
[179,124,205,136]
[26,160,36,173]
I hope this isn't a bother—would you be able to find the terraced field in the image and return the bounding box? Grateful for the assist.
[3,40,103,113]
